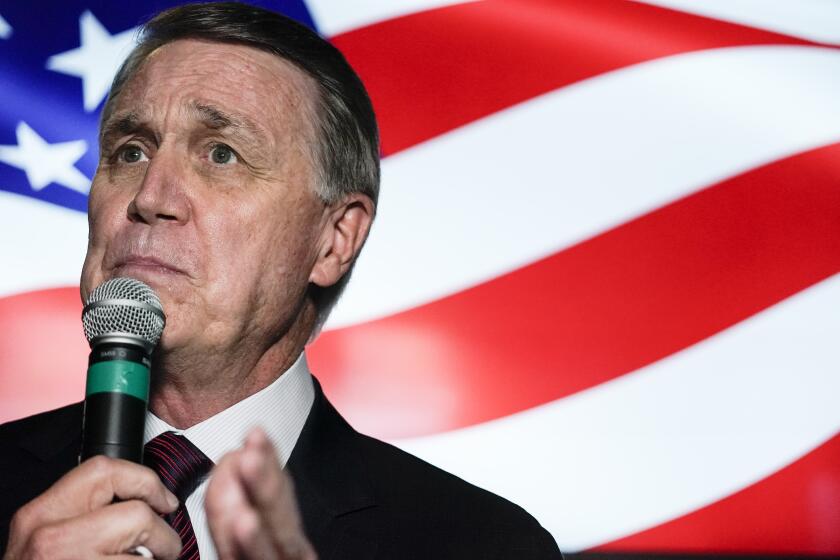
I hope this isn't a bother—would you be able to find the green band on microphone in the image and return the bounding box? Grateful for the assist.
[86,360,150,402]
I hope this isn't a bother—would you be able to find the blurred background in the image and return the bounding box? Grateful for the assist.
[1,0,839,557]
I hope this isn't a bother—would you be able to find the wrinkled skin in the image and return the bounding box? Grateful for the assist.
[4,39,373,560]
[81,38,372,425]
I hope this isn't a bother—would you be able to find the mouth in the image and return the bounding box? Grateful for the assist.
[113,255,187,278]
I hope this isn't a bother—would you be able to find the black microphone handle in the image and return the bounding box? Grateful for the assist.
[80,342,151,464]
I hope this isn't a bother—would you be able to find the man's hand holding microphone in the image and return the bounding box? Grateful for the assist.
[3,279,315,560]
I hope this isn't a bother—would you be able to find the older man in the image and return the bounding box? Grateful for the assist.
[0,3,561,559]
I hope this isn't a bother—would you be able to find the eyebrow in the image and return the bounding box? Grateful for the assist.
[100,102,269,151]
[100,110,143,149]
[191,102,268,147]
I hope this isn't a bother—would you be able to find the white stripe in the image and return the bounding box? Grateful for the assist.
[634,0,840,45]
[308,0,840,44]
[394,274,840,551]
[326,45,840,330]
[0,13,12,40]
[5,46,840,319]
[0,191,87,298]
[307,0,477,37]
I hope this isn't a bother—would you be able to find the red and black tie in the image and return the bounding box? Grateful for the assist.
[144,432,214,560]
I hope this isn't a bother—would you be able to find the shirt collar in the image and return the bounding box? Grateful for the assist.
[143,352,315,467]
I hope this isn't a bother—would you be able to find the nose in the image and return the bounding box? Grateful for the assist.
[128,149,191,225]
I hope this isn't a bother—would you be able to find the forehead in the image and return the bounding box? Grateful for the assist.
[110,38,318,141]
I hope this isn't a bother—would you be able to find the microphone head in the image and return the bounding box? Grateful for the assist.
[82,277,166,352]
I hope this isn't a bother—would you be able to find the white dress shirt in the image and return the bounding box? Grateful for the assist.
[143,353,315,560]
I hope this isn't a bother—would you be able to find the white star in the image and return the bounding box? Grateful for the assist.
[46,10,139,112]
[0,13,12,39]
[0,122,90,194]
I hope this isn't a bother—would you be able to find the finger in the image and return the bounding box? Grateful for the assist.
[232,508,278,560]
[26,456,178,525]
[208,432,315,560]
[20,500,182,560]
[206,450,251,560]
[82,500,182,560]
[238,430,315,559]
[238,430,294,524]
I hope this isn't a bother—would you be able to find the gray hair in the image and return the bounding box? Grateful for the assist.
[101,2,380,330]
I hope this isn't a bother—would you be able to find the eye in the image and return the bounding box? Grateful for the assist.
[209,144,238,165]
[118,144,148,164]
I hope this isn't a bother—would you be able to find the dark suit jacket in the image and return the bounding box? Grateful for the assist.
[1,379,562,559]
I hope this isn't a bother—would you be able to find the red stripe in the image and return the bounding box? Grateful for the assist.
[310,141,840,438]
[3,143,839,434]
[0,288,85,424]
[177,442,207,472]
[146,455,178,488]
[595,431,840,555]
[172,507,186,527]
[147,444,184,479]
[147,441,180,469]
[146,434,211,500]
[146,447,177,485]
[156,434,188,461]
[153,438,191,476]
[332,0,813,156]
[160,435,199,477]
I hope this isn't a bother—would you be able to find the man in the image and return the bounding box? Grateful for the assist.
[0,3,561,559]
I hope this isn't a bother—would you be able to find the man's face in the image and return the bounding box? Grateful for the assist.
[81,39,328,354]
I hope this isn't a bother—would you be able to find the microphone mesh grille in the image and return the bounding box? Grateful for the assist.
[82,277,165,348]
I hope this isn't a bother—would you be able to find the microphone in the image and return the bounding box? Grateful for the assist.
[80,277,166,463]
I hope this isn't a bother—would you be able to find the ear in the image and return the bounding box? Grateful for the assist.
[309,193,375,288]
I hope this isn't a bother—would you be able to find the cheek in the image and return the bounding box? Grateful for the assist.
[81,193,107,276]
[87,179,127,240]
[209,204,316,299]
[80,183,128,292]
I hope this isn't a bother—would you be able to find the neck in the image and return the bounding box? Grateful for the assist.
[148,303,316,429]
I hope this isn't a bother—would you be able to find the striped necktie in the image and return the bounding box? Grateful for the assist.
[144,432,214,560]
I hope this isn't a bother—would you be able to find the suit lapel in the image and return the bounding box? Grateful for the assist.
[286,377,378,559]
[15,402,83,464]
[7,384,381,558]
[1,401,83,550]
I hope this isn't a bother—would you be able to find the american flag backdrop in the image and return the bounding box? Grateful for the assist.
[1,0,839,556]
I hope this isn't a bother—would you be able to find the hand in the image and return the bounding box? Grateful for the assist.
[3,456,182,559]
[206,428,316,560]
